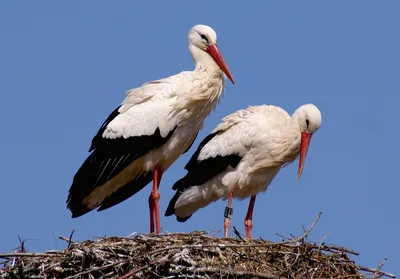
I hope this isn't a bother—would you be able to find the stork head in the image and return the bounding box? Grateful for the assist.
[292,104,322,180]
[188,24,235,84]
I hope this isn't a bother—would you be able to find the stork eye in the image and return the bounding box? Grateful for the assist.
[200,34,209,43]
[306,119,310,127]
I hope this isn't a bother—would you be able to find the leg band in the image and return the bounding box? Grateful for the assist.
[224,207,233,219]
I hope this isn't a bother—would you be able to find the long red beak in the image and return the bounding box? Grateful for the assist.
[206,44,235,84]
[298,132,312,180]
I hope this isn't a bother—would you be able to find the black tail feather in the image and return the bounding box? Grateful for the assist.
[165,177,193,222]
[165,178,185,216]
[164,192,179,217]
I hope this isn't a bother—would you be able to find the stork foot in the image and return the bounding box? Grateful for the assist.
[245,219,253,239]
[148,194,155,234]
[149,167,163,235]
[224,217,231,238]
[148,190,161,234]
[223,193,234,238]
[244,195,256,239]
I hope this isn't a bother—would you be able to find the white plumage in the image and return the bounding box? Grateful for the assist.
[166,104,322,238]
[67,24,235,235]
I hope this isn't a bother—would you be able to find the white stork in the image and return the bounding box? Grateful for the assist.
[165,104,322,239]
[66,24,235,234]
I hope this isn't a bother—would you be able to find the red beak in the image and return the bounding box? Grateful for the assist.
[298,132,312,180]
[206,44,235,84]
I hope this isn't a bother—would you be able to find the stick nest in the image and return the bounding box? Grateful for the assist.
[0,230,395,279]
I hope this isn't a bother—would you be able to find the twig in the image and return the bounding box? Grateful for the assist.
[0,253,59,258]
[58,236,76,244]
[291,212,322,243]
[318,244,359,256]
[208,230,222,238]
[67,229,75,250]
[65,260,128,279]
[233,226,245,241]
[154,231,208,238]
[118,255,169,279]
[172,266,287,279]
[358,264,396,279]
[277,212,323,244]
[372,258,388,279]
[126,231,139,238]
[276,233,292,241]
[148,243,276,255]
[17,236,26,253]
[318,232,331,249]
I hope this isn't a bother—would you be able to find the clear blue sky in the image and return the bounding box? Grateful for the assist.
[1,1,399,275]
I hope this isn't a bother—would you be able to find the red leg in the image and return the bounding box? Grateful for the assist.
[149,167,163,234]
[148,194,155,234]
[244,195,256,239]
[224,192,233,238]
[153,167,163,234]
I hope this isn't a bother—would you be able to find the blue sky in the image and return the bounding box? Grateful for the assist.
[1,1,399,275]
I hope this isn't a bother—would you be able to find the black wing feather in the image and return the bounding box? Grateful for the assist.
[165,132,242,221]
[89,106,121,152]
[184,132,216,172]
[67,107,176,218]
[98,171,153,211]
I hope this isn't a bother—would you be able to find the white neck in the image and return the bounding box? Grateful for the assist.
[291,110,301,124]
[189,45,223,74]
[174,45,226,124]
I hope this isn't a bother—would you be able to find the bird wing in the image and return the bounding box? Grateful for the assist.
[120,71,193,113]
[67,72,191,217]
[182,107,278,186]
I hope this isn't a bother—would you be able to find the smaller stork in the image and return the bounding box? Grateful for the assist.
[165,104,322,239]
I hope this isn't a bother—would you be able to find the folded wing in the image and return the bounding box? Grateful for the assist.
[67,74,188,217]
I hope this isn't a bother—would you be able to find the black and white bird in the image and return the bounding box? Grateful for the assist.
[66,24,235,234]
[165,104,322,238]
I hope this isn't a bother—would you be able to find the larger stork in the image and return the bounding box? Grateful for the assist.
[67,24,235,234]
[165,104,322,238]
